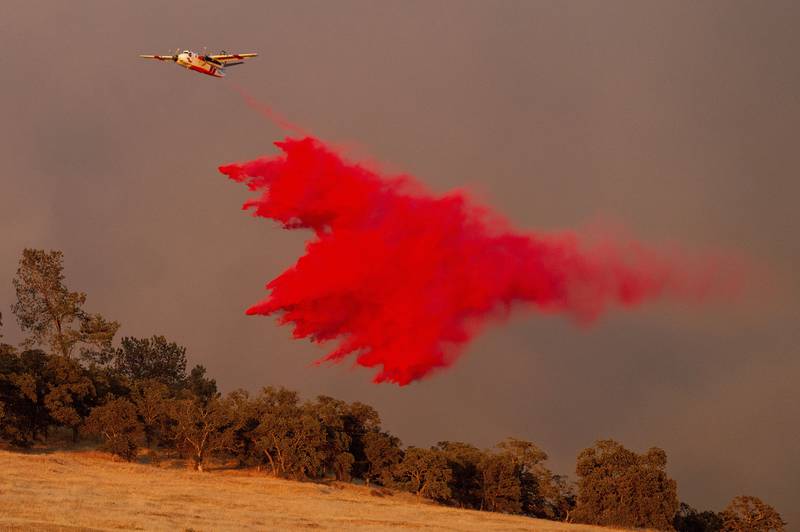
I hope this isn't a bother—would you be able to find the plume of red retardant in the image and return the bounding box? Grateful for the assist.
[220,137,733,385]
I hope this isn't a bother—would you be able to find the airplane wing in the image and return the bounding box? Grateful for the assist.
[207,52,258,64]
[139,54,175,61]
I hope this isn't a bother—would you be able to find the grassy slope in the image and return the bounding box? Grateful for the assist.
[0,448,612,532]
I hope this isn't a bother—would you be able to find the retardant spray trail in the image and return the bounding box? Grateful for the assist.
[229,82,310,137]
[220,136,739,385]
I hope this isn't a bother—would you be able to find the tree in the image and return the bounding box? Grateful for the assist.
[43,354,95,442]
[83,398,143,461]
[497,437,551,516]
[0,315,15,438]
[129,379,170,448]
[721,496,786,532]
[169,395,235,471]
[437,441,484,509]
[674,502,723,532]
[573,440,679,530]
[252,387,327,479]
[479,452,522,513]
[184,364,218,404]
[11,249,118,358]
[394,447,452,502]
[308,396,355,481]
[363,431,403,487]
[76,313,120,363]
[115,335,187,388]
[341,401,382,480]
[226,389,263,468]
[0,349,52,445]
[541,473,577,523]
[1,349,97,445]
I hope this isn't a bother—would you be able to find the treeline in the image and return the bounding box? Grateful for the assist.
[0,249,787,532]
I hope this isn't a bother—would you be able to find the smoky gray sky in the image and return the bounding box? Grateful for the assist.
[1,0,798,523]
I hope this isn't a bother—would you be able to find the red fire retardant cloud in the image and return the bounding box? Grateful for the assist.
[220,137,734,385]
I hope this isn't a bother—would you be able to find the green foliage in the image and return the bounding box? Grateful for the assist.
[11,249,119,358]
[0,349,52,446]
[252,387,327,479]
[225,389,263,468]
[185,365,218,404]
[437,441,484,508]
[674,502,724,532]
[479,451,522,513]
[76,313,120,362]
[434,438,573,519]
[573,439,679,530]
[43,355,95,442]
[394,447,453,502]
[0,248,782,528]
[83,397,142,461]
[129,379,171,448]
[363,431,403,486]
[341,401,381,480]
[115,335,187,388]
[308,396,355,481]
[169,395,235,471]
[540,473,577,522]
[721,496,786,532]
[497,438,547,515]
[497,437,576,519]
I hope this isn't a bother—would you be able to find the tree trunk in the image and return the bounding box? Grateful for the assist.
[263,449,276,476]
[194,449,204,471]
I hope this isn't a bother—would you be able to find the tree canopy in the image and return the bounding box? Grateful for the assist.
[12,249,118,358]
[114,335,188,388]
[573,439,679,530]
[0,248,787,528]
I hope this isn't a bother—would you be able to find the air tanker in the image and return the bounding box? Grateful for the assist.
[139,49,258,78]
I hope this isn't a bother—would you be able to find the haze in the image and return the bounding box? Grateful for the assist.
[1,0,797,522]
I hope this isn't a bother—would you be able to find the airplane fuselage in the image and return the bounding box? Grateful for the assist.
[176,51,225,78]
[140,49,257,77]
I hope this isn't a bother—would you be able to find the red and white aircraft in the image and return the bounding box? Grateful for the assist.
[139,49,258,78]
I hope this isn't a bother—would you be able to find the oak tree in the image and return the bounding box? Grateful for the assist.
[84,397,143,461]
[721,496,786,532]
[0,349,52,445]
[252,387,326,479]
[479,451,522,513]
[44,354,95,442]
[363,430,403,486]
[437,441,484,509]
[169,395,235,471]
[674,502,723,532]
[394,447,453,502]
[573,440,678,530]
[129,379,170,448]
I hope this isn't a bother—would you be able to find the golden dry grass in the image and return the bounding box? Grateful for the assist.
[0,448,614,531]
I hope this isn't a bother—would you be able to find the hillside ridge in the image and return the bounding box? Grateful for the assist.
[0,448,616,532]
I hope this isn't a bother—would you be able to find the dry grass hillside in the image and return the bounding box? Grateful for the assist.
[0,447,617,532]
